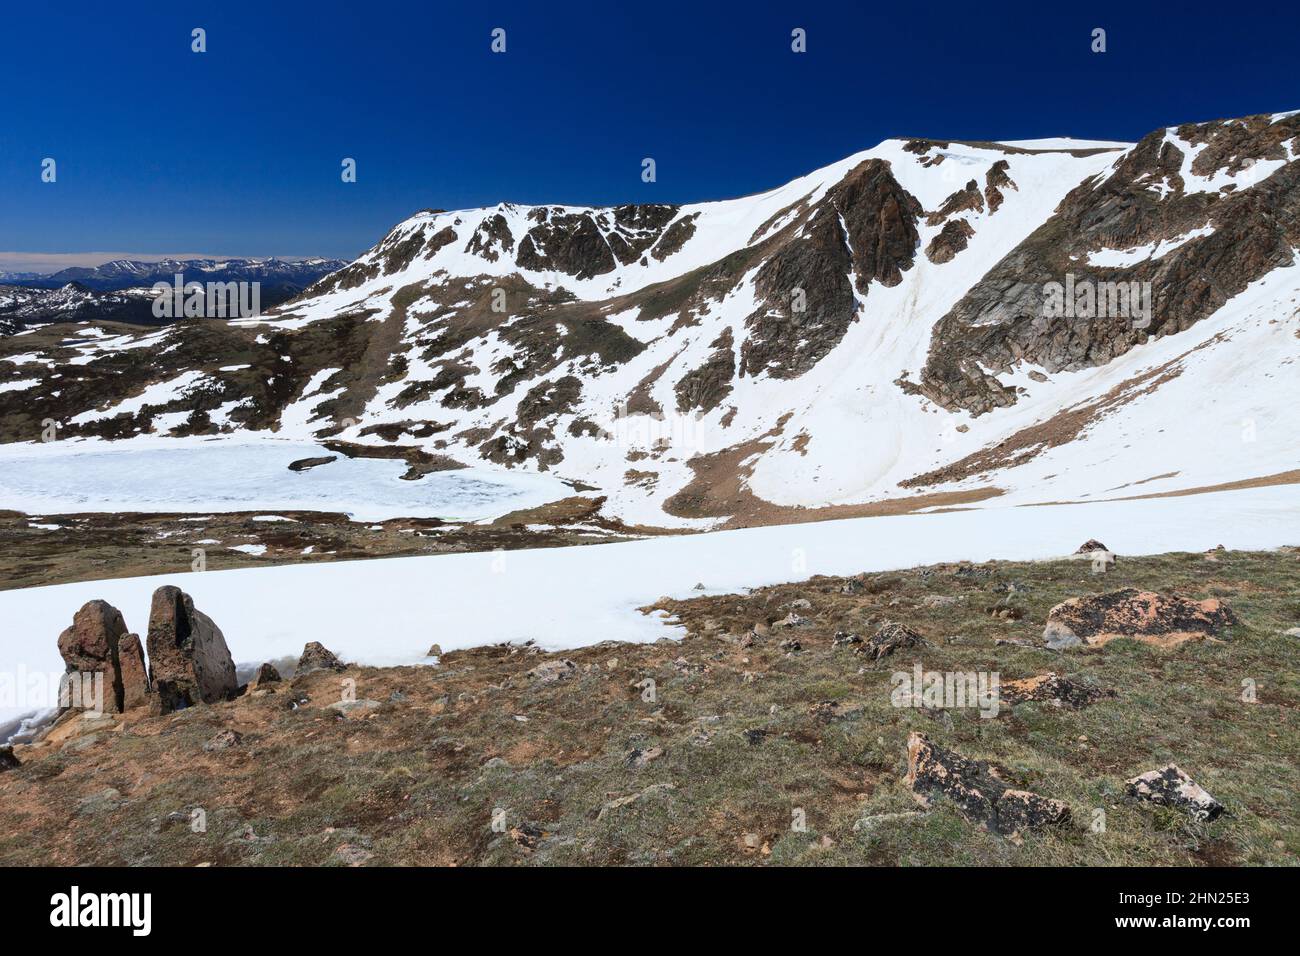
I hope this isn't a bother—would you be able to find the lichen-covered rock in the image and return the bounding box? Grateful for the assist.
[1000,673,1113,709]
[1126,765,1225,821]
[863,622,928,661]
[146,586,237,713]
[905,732,1071,836]
[1044,588,1237,649]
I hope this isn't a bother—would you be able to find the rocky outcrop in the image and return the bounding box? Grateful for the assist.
[740,159,922,380]
[905,732,1071,836]
[146,586,238,713]
[296,641,345,675]
[1044,589,1237,649]
[1074,539,1110,553]
[914,112,1300,413]
[1126,765,1225,821]
[56,600,150,714]
[925,219,975,264]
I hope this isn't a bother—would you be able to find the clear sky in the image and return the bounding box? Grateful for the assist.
[1,0,1296,263]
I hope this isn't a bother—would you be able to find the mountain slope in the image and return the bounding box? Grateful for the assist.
[2,111,1297,528]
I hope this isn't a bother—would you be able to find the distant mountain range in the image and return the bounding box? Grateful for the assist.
[0,257,347,292]
[0,257,346,329]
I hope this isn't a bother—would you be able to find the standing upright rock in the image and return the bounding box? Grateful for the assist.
[146,586,237,713]
[116,633,151,711]
[56,600,147,714]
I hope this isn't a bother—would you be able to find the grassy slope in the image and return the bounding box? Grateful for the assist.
[0,547,1296,866]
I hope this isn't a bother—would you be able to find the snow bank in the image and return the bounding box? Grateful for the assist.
[2,484,1296,736]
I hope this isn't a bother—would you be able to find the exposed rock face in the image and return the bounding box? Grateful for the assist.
[1044,589,1237,649]
[296,641,345,675]
[863,621,928,661]
[1126,765,1225,821]
[740,159,922,380]
[999,673,1113,709]
[916,112,1300,414]
[925,218,975,264]
[905,732,1071,835]
[146,586,237,713]
[56,600,149,714]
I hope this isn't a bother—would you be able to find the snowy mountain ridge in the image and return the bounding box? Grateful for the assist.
[2,110,1297,528]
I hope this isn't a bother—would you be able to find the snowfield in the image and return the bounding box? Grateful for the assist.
[2,484,1297,737]
[0,437,571,522]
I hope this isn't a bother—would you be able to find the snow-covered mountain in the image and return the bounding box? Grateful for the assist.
[5,257,348,293]
[0,283,161,327]
[2,110,1297,528]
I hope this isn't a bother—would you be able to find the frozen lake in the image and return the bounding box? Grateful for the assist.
[0,437,571,522]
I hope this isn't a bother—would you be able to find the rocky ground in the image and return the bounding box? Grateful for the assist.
[0,545,1296,866]
[0,495,665,591]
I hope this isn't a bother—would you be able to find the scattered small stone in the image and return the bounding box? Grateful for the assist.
[774,612,807,628]
[778,638,802,652]
[852,811,927,833]
[202,729,244,752]
[509,822,547,851]
[1125,765,1225,821]
[333,843,373,866]
[328,698,382,716]
[626,746,663,768]
[833,630,862,646]
[922,594,960,608]
[526,658,577,683]
[863,622,928,661]
[597,782,675,820]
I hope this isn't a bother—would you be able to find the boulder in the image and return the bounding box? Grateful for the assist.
[251,662,281,686]
[296,641,345,675]
[863,622,928,661]
[1075,539,1110,553]
[1125,765,1225,821]
[56,600,149,714]
[1043,589,1237,649]
[146,586,238,713]
[905,732,1071,836]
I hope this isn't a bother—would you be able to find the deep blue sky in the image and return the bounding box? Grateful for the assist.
[2,0,1296,263]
